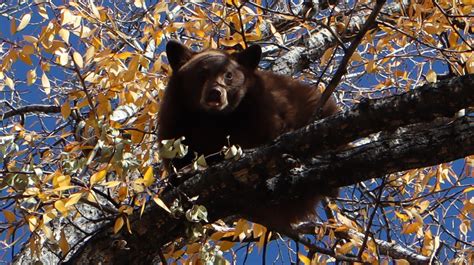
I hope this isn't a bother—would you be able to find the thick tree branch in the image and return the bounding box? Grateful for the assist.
[63,75,474,265]
[270,1,409,75]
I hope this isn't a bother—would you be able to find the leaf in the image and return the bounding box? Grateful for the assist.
[85,45,96,65]
[337,242,354,254]
[27,215,39,232]
[41,72,51,95]
[89,0,101,19]
[463,186,474,193]
[90,169,107,185]
[103,181,122,188]
[27,69,37,85]
[298,253,311,265]
[395,211,410,222]
[17,13,32,32]
[466,55,474,74]
[53,174,71,188]
[218,241,235,252]
[3,210,16,223]
[153,196,171,213]
[59,230,70,256]
[59,28,70,44]
[61,102,71,119]
[59,51,69,66]
[5,76,14,89]
[73,51,84,68]
[65,192,82,208]
[395,259,410,265]
[426,70,437,83]
[402,222,422,234]
[38,4,49,19]
[61,9,75,26]
[143,166,154,187]
[114,216,124,234]
[24,35,38,43]
[55,200,68,216]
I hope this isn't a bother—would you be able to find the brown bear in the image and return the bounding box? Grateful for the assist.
[158,41,339,231]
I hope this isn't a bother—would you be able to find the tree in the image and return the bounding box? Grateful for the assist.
[1,0,472,264]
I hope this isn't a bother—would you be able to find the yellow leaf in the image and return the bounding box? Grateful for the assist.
[402,222,422,234]
[54,200,68,216]
[337,242,354,255]
[90,169,107,185]
[463,186,474,193]
[27,215,39,232]
[3,210,16,223]
[5,76,14,89]
[41,72,51,95]
[27,69,37,85]
[59,52,69,66]
[23,45,35,55]
[65,192,82,208]
[366,60,377,73]
[61,102,71,119]
[426,70,437,83]
[424,23,439,34]
[59,28,70,44]
[17,13,32,32]
[153,196,171,213]
[38,4,49,19]
[73,51,84,68]
[186,243,201,254]
[252,223,266,238]
[114,216,124,234]
[53,185,77,192]
[85,45,96,65]
[134,0,145,8]
[53,174,71,188]
[90,1,101,19]
[298,253,311,265]
[257,231,271,251]
[395,259,410,265]
[218,241,235,252]
[61,9,75,26]
[143,166,155,187]
[24,35,38,43]
[59,230,70,255]
[42,225,53,240]
[395,211,410,222]
[466,55,474,74]
[103,181,122,188]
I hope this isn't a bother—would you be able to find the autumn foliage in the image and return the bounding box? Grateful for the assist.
[0,1,473,264]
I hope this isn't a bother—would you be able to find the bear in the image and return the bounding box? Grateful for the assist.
[157,40,340,231]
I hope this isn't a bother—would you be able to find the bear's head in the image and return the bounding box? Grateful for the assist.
[165,41,262,113]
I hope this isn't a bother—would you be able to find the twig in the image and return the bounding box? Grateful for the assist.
[314,0,387,117]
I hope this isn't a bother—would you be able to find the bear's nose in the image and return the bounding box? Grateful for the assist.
[206,88,223,104]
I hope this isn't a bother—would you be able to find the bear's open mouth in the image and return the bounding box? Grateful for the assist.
[206,88,223,106]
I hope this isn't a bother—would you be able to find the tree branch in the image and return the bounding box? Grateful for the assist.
[62,74,474,265]
[1,104,61,120]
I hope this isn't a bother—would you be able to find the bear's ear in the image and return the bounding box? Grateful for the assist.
[166,41,194,72]
[234,45,261,70]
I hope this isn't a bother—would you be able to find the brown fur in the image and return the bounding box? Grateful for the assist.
[158,41,339,231]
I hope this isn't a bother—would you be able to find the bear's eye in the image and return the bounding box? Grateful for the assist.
[224,71,233,82]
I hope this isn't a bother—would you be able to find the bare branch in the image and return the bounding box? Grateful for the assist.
[1,104,61,121]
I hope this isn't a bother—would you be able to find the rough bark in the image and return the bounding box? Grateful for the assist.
[61,74,474,265]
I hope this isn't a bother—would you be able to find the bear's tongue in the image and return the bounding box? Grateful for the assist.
[206,89,222,105]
